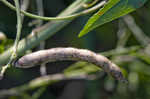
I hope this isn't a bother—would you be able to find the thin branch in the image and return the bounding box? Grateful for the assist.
[0,0,107,21]
[13,0,22,52]
[14,47,127,82]
[0,0,83,66]
[20,0,30,20]
[123,15,150,46]
[31,87,47,99]
[35,0,47,76]
[83,0,99,8]
[101,46,140,57]
[0,73,95,98]
[35,0,44,27]
[117,19,131,48]
[0,0,22,78]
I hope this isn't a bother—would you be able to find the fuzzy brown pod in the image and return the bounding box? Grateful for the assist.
[15,47,127,83]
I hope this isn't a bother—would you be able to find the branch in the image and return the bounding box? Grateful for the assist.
[13,0,22,55]
[123,15,150,46]
[20,0,30,20]
[0,0,83,66]
[0,0,22,78]
[116,19,131,48]
[14,47,127,82]
[35,0,47,76]
[0,73,95,98]
[0,0,106,21]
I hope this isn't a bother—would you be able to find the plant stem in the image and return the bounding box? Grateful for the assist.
[0,73,93,98]
[0,0,106,21]
[123,15,150,46]
[0,0,22,77]
[13,0,22,54]
[35,0,47,76]
[0,0,83,66]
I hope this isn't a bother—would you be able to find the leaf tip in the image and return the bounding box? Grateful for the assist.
[78,33,83,38]
[78,30,87,38]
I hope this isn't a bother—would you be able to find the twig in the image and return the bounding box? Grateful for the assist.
[35,0,47,76]
[101,46,140,57]
[0,0,83,66]
[0,73,95,98]
[14,47,127,82]
[117,19,131,48]
[31,87,47,99]
[0,0,107,21]
[35,0,44,26]
[20,0,29,20]
[0,0,22,78]
[83,0,99,8]
[123,15,150,46]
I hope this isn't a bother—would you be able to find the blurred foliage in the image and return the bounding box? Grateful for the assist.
[0,0,150,99]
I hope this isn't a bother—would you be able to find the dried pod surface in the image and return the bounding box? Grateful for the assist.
[15,47,127,82]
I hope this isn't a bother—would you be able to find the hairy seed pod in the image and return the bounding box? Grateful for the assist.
[15,47,127,83]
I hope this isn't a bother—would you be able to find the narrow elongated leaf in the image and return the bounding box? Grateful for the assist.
[78,0,147,37]
[78,0,120,37]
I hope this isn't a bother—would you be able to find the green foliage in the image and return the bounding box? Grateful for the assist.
[79,0,148,37]
[0,0,150,99]
[0,39,13,53]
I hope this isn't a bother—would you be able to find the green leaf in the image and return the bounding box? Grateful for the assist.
[78,0,120,37]
[78,0,147,37]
